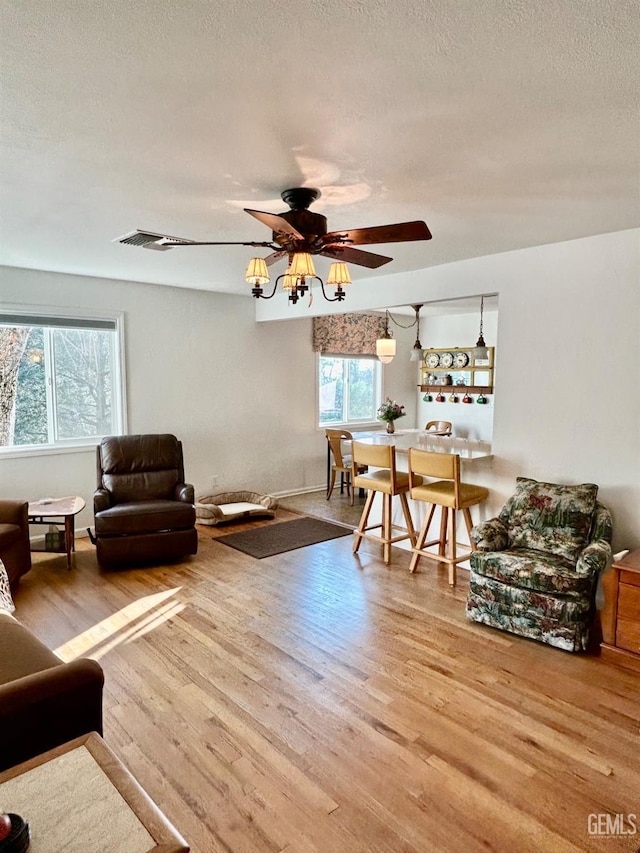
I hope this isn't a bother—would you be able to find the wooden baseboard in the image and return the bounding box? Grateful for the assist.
[600,642,640,673]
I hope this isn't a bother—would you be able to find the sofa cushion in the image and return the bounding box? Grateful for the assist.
[95,500,196,536]
[0,612,61,685]
[504,477,598,562]
[469,548,595,598]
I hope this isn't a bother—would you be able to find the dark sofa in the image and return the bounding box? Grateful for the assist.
[0,500,32,590]
[0,611,104,771]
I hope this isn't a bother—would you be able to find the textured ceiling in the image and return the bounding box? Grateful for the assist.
[1,0,638,297]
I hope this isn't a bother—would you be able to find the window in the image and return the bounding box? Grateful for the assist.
[318,355,382,427]
[0,312,125,452]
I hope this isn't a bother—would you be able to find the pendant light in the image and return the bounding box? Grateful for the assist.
[409,303,424,362]
[474,296,489,360]
[376,311,396,363]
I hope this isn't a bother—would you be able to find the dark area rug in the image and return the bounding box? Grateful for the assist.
[215,516,353,559]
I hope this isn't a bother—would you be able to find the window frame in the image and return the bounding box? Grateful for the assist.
[0,306,128,458]
[316,352,383,430]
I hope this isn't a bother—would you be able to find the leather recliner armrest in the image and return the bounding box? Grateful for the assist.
[93,489,111,513]
[174,483,195,503]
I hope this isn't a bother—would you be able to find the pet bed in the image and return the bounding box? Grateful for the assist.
[195,491,278,526]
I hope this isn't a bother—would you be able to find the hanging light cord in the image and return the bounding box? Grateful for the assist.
[386,307,421,329]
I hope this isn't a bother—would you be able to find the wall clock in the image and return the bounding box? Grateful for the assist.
[425,352,440,368]
[440,352,454,368]
[454,352,470,368]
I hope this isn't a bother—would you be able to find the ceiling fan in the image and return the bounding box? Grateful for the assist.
[115,187,432,303]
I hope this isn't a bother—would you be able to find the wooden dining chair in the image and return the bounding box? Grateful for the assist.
[325,429,366,505]
[408,447,488,585]
[424,420,452,435]
[351,442,422,565]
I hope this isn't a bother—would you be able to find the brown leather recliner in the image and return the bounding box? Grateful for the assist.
[93,434,198,569]
[0,500,32,590]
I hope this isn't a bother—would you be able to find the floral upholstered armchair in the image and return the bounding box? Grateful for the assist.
[465,477,613,652]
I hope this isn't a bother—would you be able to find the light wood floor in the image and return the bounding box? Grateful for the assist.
[13,514,640,853]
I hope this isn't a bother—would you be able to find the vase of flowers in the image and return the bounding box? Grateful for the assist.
[377,397,406,433]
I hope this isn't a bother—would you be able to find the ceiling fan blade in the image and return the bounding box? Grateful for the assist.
[114,230,277,250]
[263,250,288,267]
[323,220,432,246]
[244,209,304,240]
[319,246,392,269]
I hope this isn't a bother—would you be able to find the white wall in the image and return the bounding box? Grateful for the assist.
[0,268,318,533]
[2,228,639,551]
[257,229,640,550]
[0,268,418,535]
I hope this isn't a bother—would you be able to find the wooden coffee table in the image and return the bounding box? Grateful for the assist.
[0,732,189,852]
[27,496,85,569]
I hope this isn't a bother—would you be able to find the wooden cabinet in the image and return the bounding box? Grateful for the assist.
[600,548,640,672]
[420,346,494,394]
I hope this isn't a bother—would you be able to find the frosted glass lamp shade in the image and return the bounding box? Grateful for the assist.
[474,334,489,360]
[376,336,396,364]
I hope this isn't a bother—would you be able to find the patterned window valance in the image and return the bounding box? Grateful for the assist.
[312,313,386,356]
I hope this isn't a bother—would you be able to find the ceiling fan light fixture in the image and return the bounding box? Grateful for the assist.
[281,268,297,291]
[245,257,270,286]
[289,252,316,279]
[326,262,351,288]
[118,189,432,306]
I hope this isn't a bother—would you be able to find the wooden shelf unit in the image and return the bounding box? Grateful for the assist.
[420,346,494,394]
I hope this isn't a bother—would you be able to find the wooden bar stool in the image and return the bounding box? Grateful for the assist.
[351,442,423,565]
[325,429,366,505]
[408,448,489,585]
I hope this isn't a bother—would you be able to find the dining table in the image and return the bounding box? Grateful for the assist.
[325,428,493,494]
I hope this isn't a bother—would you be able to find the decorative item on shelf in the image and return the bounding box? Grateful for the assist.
[435,392,445,402]
[376,311,396,363]
[376,397,406,433]
[455,376,466,386]
[462,393,473,404]
[474,295,489,359]
[448,393,458,403]
[476,393,488,404]
[442,374,453,386]
[423,392,433,402]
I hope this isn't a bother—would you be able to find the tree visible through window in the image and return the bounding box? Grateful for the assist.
[0,314,123,450]
[318,355,382,427]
